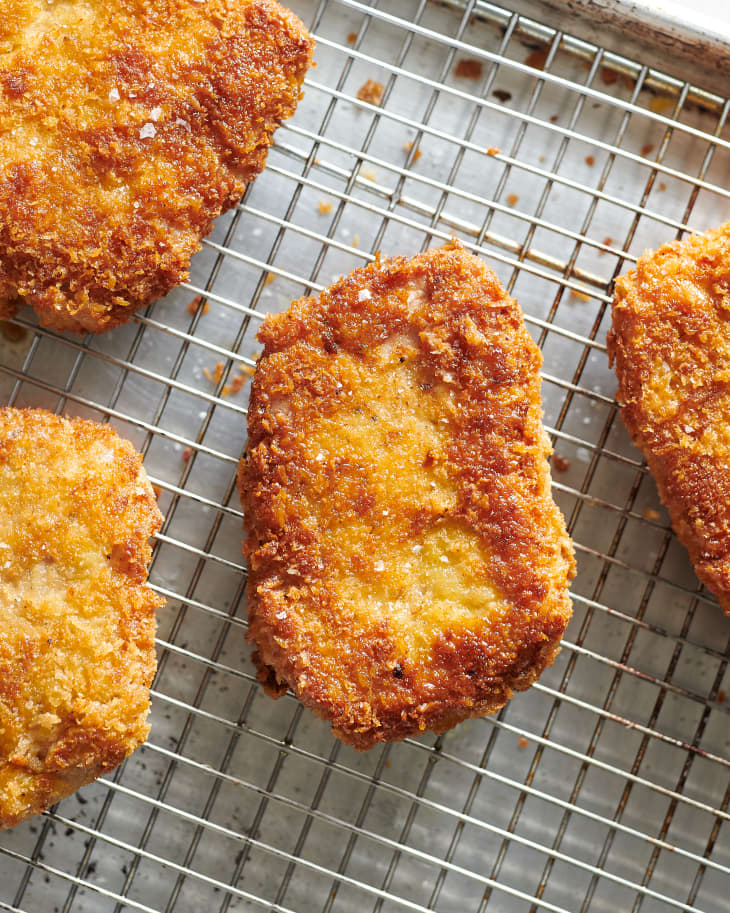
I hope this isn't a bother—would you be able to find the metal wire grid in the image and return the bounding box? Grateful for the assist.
[1,0,730,911]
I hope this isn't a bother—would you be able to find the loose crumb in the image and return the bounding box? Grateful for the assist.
[549,114,559,123]
[454,59,483,80]
[641,143,655,157]
[203,362,225,385]
[718,690,726,705]
[361,167,378,182]
[487,146,501,156]
[352,234,360,248]
[585,155,595,166]
[525,47,548,70]
[642,508,661,521]
[182,447,193,463]
[318,200,333,215]
[552,455,571,473]
[506,193,519,206]
[649,95,674,115]
[264,272,276,287]
[403,141,422,162]
[357,79,384,106]
[186,295,210,316]
[658,182,667,192]
[570,289,590,302]
[539,155,545,163]
[346,31,357,44]
[222,374,247,397]
[0,321,28,343]
[600,67,618,86]
[492,89,512,103]
[518,737,529,749]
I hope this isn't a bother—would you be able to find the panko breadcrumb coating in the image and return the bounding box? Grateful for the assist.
[239,243,575,750]
[0,0,313,333]
[0,409,163,829]
[609,222,730,616]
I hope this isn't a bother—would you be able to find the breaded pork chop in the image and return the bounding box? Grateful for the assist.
[239,244,575,750]
[0,408,163,829]
[0,0,313,334]
[610,222,730,616]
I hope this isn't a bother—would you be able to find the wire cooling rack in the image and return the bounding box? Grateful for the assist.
[2,1,730,911]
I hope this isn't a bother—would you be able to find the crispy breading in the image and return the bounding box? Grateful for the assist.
[609,222,730,615]
[0,408,163,829]
[238,244,575,750]
[0,0,313,333]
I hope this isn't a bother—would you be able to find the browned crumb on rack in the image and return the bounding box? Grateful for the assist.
[346,31,358,44]
[204,362,225,385]
[518,737,530,749]
[549,114,559,123]
[641,143,655,157]
[552,455,571,473]
[0,408,163,829]
[506,193,519,207]
[585,155,595,167]
[570,289,590,302]
[239,242,575,749]
[649,96,674,115]
[658,182,667,192]
[182,447,193,463]
[493,89,512,103]
[487,147,501,156]
[352,234,361,248]
[454,59,483,80]
[609,220,730,615]
[0,321,27,343]
[404,141,422,162]
[223,376,245,397]
[642,508,661,521]
[600,67,618,86]
[524,47,548,71]
[539,155,546,163]
[357,79,385,106]
[361,167,378,183]
[719,690,726,705]
[318,200,333,215]
[186,296,210,317]
[264,272,277,287]
[0,0,314,334]
[600,237,613,253]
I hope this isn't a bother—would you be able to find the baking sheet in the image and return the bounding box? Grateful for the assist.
[0,1,729,912]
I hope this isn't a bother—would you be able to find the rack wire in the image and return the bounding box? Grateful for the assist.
[1,1,729,911]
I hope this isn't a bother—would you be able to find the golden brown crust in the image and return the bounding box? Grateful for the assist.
[238,243,575,749]
[0,0,313,333]
[609,222,730,615]
[0,408,164,829]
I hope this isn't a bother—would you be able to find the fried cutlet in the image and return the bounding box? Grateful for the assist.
[0,1,313,334]
[238,243,575,750]
[609,222,730,616]
[0,408,163,829]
